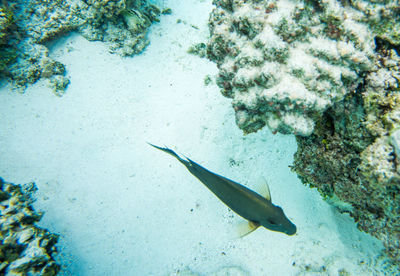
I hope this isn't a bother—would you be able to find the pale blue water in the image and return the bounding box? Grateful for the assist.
[0,0,391,275]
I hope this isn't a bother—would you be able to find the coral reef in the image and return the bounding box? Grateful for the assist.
[293,48,400,266]
[0,178,59,275]
[205,0,400,268]
[354,0,400,47]
[206,0,377,136]
[0,3,18,75]
[1,0,165,94]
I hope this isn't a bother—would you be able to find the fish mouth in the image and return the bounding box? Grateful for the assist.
[285,225,297,236]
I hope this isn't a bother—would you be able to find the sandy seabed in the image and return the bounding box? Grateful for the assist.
[0,0,389,275]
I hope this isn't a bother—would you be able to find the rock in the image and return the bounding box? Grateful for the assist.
[1,0,166,93]
[0,180,60,275]
[206,0,378,136]
[293,49,400,269]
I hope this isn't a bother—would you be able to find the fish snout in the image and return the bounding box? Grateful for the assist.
[285,224,297,235]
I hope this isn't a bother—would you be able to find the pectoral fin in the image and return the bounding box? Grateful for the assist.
[237,220,260,238]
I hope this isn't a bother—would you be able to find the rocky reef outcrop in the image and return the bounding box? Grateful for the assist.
[205,0,400,268]
[206,0,381,136]
[293,47,400,266]
[0,178,59,275]
[0,0,165,95]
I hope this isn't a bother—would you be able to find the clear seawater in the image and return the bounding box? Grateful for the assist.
[0,0,390,275]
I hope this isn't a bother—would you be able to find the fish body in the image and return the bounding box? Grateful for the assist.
[149,143,296,236]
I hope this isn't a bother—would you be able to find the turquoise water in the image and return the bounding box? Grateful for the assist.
[0,0,391,275]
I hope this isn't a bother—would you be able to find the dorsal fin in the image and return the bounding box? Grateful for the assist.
[253,176,271,201]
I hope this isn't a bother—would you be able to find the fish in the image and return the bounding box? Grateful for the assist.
[148,143,297,236]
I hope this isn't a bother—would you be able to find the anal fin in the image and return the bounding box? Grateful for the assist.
[237,220,260,238]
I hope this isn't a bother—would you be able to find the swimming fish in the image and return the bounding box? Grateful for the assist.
[149,143,296,236]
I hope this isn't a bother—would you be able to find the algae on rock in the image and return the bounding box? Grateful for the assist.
[205,0,400,269]
[0,3,18,75]
[293,48,400,266]
[0,0,164,94]
[0,178,59,275]
[206,0,376,136]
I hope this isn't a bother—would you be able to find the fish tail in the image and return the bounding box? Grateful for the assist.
[147,143,188,165]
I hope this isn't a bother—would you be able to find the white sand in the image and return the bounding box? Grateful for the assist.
[0,0,389,275]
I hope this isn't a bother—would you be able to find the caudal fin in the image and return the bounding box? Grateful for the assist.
[147,143,188,165]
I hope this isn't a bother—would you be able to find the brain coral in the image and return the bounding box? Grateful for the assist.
[207,0,376,136]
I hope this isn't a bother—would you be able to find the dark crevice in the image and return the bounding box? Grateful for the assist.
[375,37,400,55]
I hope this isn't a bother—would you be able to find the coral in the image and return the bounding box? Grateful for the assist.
[188,42,207,58]
[201,0,400,269]
[49,75,70,96]
[0,5,14,45]
[352,0,400,46]
[5,42,70,95]
[78,0,161,56]
[0,3,18,74]
[205,0,400,268]
[1,0,164,93]
[0,178,59,275]
[206,0,377,136]
[293,48,400,267]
